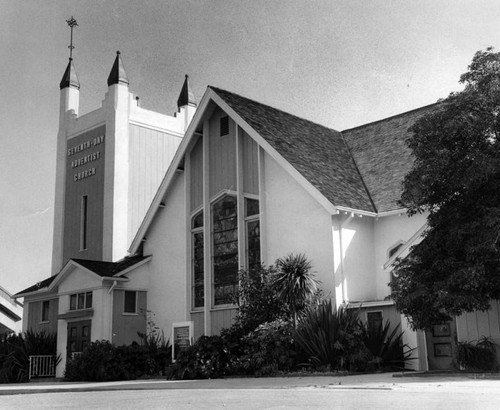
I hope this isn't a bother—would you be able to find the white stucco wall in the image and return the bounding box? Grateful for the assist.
[263,153,336,300]
[336,215,376,303]
[373,212,427,300]
[142,172,187,340]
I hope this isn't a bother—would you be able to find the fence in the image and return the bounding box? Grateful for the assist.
[29,355,57,380]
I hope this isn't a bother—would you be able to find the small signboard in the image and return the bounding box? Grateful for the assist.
[172,321,193,362]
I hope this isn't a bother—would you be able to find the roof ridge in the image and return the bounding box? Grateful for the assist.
[339,131,378,213]
[341,102,440,133]
[209,86,341,134]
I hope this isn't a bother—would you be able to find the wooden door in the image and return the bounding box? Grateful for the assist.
[67,320,91,356]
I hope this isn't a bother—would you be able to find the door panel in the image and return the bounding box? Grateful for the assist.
[425,319,457,370]
[67,320,91,356]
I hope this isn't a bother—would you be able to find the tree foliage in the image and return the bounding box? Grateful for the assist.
[393,48,500,329]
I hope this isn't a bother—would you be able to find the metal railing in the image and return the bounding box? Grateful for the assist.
[29,355,57,380]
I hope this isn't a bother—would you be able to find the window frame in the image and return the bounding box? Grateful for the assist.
[219,115,229,136]
[366,310,384,334]
[244,196,260,272]
[80,195,88,251]
[211,194,239,307]
[191,209,204,310]
[41,300,50,323]
[69,291,93,311]
[123,290,138,314]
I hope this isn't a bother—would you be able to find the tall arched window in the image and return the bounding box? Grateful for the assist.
[212,195,238,305]
[192,211,204,308]
[245,198,260,272]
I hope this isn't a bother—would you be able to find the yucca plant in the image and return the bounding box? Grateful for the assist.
[0,330,58,383]
[294,300,364,370]
[273,253,320,328]
[363,321,415,371]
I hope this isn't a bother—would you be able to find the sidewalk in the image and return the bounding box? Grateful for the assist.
[1,371,497,396]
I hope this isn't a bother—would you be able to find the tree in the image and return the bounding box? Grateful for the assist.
[272,253,320,328]
[392,48,500,329]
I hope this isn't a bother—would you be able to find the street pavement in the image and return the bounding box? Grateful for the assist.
[0,373,499,409]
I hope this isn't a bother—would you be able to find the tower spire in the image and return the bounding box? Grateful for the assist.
[60,17,80,90]
[177,74,196,108]
[107,51,129,87]
[66,16,78,60]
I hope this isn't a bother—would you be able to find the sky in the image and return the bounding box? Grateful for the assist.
[1,0,500,295]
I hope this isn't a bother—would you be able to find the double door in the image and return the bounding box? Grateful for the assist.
[67,320,91,356]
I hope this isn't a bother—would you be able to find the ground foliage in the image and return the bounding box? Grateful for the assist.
[456,336,498,371]
[393,48,500,329]
[64,335,171,381]
[0,330,58,383]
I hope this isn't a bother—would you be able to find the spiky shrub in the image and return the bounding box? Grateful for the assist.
[456,337,498,371]
[273,253,320,328]
[137,330,171,376]
[0,330,59,383]
[363,321,415,371]
[294,300,364,370]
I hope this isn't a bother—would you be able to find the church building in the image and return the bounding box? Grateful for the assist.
[16,52,500,377]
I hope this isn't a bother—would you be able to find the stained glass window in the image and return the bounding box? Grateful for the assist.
[212,196,238,305]
[246,219,260,272]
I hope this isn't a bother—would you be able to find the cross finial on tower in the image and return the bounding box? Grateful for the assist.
[66,16,78,59]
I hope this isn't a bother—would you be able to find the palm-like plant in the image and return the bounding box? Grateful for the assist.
[363,321,415,371]
[294,300,364,369]
[272,253,320,328]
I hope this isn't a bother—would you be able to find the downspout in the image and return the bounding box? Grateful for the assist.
[108,280,118,294]
[108,280,118,343]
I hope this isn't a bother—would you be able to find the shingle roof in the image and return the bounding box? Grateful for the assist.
[14,275,57,297]
[14,255,149,297]
[342,104,437,213]
[72,255,149,277]
[210,87,375,212]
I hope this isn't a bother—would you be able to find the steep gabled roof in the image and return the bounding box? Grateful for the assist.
[130,86,437,254]
[210,87,375,212]
[342,104,437,213]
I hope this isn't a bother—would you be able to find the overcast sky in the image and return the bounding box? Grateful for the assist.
[1,0,500,294]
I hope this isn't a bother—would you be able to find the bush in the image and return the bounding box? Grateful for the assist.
[456,337,498,372]
[294,300,364,371]
[239,320,297,376]
[170,335,235,379]
[64,336,172,381]
[231,265,291,334]
[0,330,58,383]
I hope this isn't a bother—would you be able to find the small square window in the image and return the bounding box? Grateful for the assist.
[220,116,229,136]
[124,291,137,314]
